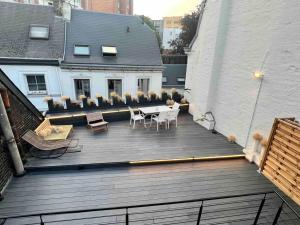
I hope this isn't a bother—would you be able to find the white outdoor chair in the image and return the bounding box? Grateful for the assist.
[167,108,180,129]
[128,107,145,129]
[150,111,169,131]
[173,102,180,110]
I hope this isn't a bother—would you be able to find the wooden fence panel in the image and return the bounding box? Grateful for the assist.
[260,118,300,205]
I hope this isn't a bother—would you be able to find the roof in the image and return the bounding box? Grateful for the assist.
[62,9,162,69]
[162,64,187,87]
[0,69,43,119]
[0,2,64,63]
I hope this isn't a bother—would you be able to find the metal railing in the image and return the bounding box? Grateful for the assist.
[0,190,299,225]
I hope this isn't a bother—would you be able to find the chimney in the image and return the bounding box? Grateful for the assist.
[53,0,71,21]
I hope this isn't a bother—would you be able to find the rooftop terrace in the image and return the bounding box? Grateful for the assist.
[25,114,243,170]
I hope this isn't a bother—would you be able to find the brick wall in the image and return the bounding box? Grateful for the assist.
[82,0,133,15]
[0,82,42,193]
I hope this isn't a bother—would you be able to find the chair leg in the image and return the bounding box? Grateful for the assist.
[157,122,159,132]
[133,120,136,129]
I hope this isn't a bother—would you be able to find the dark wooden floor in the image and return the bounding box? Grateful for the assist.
[1,159,299,224]
[25,114,242,169]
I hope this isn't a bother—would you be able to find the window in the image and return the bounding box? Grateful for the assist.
[162,77,167,83]
[26,75,47,94]
[138,78,150,95]
[74,45,90,56]
[102,46,117,56]
[74,79,91,99]
[29,25,49,39]
[177,77,185,83]
[108,79,122,97]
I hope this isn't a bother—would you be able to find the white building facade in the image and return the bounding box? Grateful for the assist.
[0,2,163,111]
[185,0,300,149]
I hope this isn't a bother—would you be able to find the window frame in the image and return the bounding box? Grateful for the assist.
[162,77,167,83]
[102,46,118,56]
[74,44,90,56]
[29,24,50,40]
[25,74,47,95]
[177,77,186,83]
[137,78,150,95]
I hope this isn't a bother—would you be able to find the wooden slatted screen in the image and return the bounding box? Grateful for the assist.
[260,118,300,205]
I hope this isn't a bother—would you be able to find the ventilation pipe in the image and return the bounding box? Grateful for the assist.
[0,91,25,176]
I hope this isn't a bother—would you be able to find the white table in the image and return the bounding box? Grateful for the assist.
[138,105,171,115]
[138,105,171,127]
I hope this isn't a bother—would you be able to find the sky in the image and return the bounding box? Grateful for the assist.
[133,0,200,20]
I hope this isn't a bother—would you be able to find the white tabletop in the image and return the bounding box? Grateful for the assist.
[138,105,171,115]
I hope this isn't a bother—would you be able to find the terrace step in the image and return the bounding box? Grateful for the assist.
[24,154,245,172]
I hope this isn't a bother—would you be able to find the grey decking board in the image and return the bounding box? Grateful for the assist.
[25,114,242,169]
[0,160,275,217]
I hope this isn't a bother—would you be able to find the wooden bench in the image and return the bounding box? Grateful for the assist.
[35,118,73,141]
[86,112,108,133]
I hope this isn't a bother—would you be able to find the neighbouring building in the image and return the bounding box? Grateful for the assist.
[185,0,300,149]
[81,0,133,15]
[153,19,164,40]
[2,0,82,8]
[162,55,187,95]
[162,16,182,49]
[0,1,163,111]
[0,2,65,111]
[60,9,162,100]
[0,68,43,197]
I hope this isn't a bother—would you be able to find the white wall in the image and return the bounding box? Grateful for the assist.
[162,28,182,49]
[185,0,300,148]
[0,65,61,111]
[59,69,162,100]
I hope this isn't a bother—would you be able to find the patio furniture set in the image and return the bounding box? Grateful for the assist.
[21,103,180,158]
[129,102,181,131]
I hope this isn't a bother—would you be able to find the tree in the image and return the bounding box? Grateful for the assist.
[169,1,206,55]
[140,15,163,52]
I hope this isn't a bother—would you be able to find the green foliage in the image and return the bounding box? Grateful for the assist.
[140,15,163,52]
[169,2,206,55]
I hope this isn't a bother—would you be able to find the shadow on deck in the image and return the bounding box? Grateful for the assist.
[25,114,243,170]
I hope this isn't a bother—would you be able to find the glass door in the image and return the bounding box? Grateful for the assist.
[108,79,122,97]
[74,79,91,99]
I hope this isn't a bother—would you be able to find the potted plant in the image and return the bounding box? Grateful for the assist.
[227,135,237,143]
[79,95,88,109]
[252,132,263,153]
[124,92,132,105]
[137,91,148,105]
[161,89,170,104]
[166,99,175,107]
[148,91,158,104]
[180,98,188,104]
[53,101,64,112]
[61,96,71,110]
[88,98,97,109]
[171,88,182,103]
[96,93,103,107]
[44,96,54,112]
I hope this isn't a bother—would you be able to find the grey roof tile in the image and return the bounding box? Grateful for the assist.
[162,64,187,86]
[0,2,64,60]
[63,9,162,67]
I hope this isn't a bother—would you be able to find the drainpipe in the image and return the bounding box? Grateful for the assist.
[0,93,25,176]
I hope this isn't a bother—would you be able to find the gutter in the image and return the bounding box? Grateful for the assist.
[60,63,164,71]
[0,57,59,66]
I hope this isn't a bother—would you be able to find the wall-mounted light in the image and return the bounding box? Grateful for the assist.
[253,71,264,79]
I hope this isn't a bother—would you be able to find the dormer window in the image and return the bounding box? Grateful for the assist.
[29,25,49,39]
[74,45,90,56]
[177,77,186,83]
[102,46,117,56]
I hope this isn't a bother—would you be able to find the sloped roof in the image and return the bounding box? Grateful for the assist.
[162,64,187,87]
[63,9,162,68]
[0,2,64,62]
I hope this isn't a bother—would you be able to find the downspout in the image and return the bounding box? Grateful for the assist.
[0,91,25,176]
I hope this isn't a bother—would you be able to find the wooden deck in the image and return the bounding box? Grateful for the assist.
[1,159,299,224]
[25,114,243,170]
